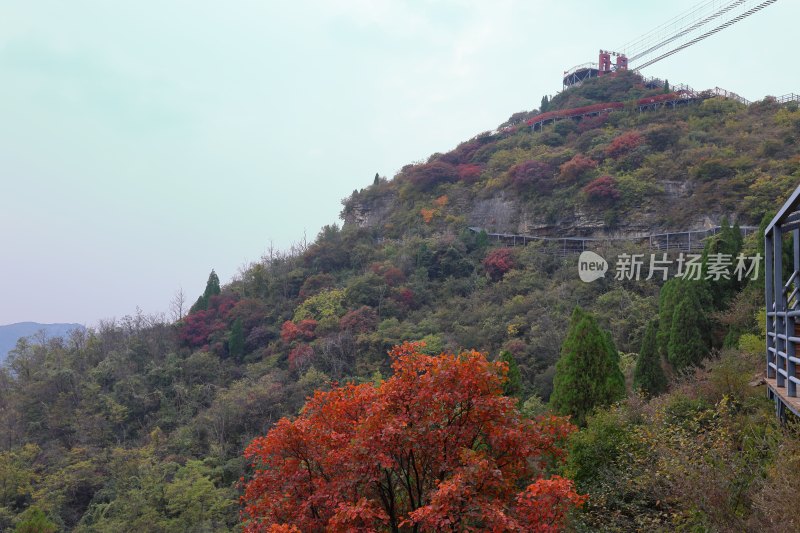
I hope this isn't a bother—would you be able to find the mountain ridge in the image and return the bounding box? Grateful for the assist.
[0,322,85,363]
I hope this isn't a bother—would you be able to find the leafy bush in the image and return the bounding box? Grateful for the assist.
[483,247,517,281]
[559,154,597,183]
[405,161,459,190]
[509,160,555,193]
[582,175,620,201]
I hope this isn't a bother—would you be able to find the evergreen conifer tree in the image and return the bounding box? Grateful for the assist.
[656,278,679,356]
[229,318,245,361]
[633,320,667,396]
[499,350,522,398]
[189,270,222,314]
[667,294,708,370]
[551,307,625,425]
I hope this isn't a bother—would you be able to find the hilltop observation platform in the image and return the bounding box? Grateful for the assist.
[468,225,757,257]
[563,63,599,88]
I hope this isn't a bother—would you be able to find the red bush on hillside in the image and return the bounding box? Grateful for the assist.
[483,247,517,281]
[605,131,643,158]
[559,154,597,182]
[583,175,621,201]
[509,160,555,192]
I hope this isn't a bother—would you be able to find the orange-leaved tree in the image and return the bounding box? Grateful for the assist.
[241,342,585,532]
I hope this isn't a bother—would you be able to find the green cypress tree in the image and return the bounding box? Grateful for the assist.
[189,270,222,314]
[551,307,625,425]
[667,294,708,371]
[602,331,626,401]
[656,279,679,356]
[702,217,744,309]
[228,318,245,361]
[633,320,667,396]
[499,350,522,398]
[204,270,221,299]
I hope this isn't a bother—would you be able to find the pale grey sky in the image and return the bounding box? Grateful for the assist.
[1,0,797,325]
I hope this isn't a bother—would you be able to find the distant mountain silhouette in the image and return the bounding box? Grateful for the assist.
[0,322,85,363]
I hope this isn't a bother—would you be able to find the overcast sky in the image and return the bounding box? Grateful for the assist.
[1,0,798,326]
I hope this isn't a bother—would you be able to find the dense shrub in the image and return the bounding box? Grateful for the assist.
[456,163,483,182]
[339,306,378,333]
[582,175,620,201]
[559,154,597,182]
[483,247,517,281]
[605,131,644,158]
[509,160,555,193]
[405,161,459,190]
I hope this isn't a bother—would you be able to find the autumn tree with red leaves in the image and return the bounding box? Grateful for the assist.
[483,247,517,281]
[456,163,483,183]
[241,342,584,532]
[582,175,621,201]
[605,131,643,158]
[558,154,597,183]
[509,160,554,193]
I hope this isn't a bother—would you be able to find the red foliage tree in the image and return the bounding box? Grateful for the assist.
[577,114,609,133]
[605,131,643,159]
[287,343,314,371]
[339,306,378,333]
[405,161,459,191]
[437,138,488,166]
[558,154,597,183]
[241,343,582,532]
[582,175,621,201]
[509,160,555,193]
[382,267,406,287]
[179,309,215,347]
[483,247,517,281]
[393,287,416,309]
[514,476,588,532]
[280,319,317,343]
[456,163,483,183]
[179,294,237,348]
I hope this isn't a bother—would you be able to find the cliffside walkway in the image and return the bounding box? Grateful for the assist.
[510,79,800,134]
[468,225,758,256]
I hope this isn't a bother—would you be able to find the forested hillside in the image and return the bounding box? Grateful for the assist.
[2,72,799,531]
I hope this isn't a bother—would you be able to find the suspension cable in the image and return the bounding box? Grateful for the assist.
[633,0,778,71]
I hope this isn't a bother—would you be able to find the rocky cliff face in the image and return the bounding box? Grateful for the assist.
[343,186,729,240]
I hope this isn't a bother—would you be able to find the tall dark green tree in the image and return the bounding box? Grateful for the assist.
[667,294,708,371]
[190,270,222,314]
[540,95,550,112]
[551,307,625,425]
[633,320,667,397]
[702,217,744,309]
[656,278,679,356]
[498,350,522,398]
[228,318,245,361]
